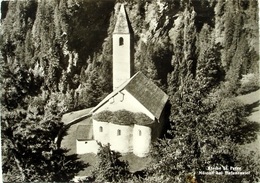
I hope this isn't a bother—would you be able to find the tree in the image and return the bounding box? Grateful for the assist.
[1,61,87,182]
[167,6,197,96]
[2,111,87,182]
[196,44,224,93]
[145,76,260,183]
[91,143,131,183]
[77,69,108,108]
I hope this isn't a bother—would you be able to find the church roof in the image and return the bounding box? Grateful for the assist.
[125,73,168,119]
[113,4,131,34]
[91,72,169,119]
[76,125,93,140]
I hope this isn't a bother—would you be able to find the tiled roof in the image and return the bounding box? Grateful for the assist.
[91,72,169,119]
[125,73,168,119]
[76,125,93,140]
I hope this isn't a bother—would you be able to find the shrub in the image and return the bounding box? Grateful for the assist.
[93,110,154,126]
[135,113,154,125]
[91,143,131,182]
[238,73,259,94]
[93,110,113,122]
[112,110,136,125]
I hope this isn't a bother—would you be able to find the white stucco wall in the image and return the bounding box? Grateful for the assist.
[109,123,133,153]
[76,140,99,154]
[113,34,132,90]
[91,90,161,156]
[93,120,110,145]
[133,124,151,157]
[94,90,155,120]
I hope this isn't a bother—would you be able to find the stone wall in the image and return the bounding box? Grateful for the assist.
[76,139,99,154]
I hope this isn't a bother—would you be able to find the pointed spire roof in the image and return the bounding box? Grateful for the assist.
[113,4,131,34]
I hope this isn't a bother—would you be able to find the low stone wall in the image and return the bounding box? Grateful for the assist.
[76,139,99,154]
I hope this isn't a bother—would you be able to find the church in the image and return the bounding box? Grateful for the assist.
[75,4,168,157]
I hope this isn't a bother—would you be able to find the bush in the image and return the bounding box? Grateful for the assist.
[93,110,113,122]
[112,110,136,125]
[238,73,259,94]
[135,113,154,125]
[93,110,154,126]
[91,143,131,182]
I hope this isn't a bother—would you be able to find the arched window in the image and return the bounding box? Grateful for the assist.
[117,129,121,136]
[138,130,142,136]
[99,126,103,132]
[119,37,124,46]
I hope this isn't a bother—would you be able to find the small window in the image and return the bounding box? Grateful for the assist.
[117,129,121,136]
[119,37,124,46]
[138,130,142,136]
[99,126,103,132]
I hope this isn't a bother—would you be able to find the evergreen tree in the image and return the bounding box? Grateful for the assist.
[2,110,87,182]
[92,143,131,183]
[1,57,86,182]
[145,77,260,183]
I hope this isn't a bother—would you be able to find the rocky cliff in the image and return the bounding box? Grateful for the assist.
[1,0,258,111]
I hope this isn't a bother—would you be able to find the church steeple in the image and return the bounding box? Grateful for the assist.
[113,4,130,34]
[112,4,134,90]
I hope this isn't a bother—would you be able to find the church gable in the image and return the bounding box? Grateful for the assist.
[93,88,155,120]
[124,72,168,119]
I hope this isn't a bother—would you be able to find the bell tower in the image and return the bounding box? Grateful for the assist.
[113,4,134,90]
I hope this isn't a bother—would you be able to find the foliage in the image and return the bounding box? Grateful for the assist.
[93,110,153,125]
[66,0,115,64]
[113,110,137,125]
[206,98,260,145]
[93,110,114,122]
[1,109,87,182]
[144,76,260,183]
[134,112,154,125]
[1,0,259,182]
[1,63,43,110]
[1,20,87,182]
[77,69,110,109]
[91,143,131,183]
[237,73,260,95]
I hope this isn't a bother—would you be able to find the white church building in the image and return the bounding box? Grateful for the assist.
[75,4,168,157]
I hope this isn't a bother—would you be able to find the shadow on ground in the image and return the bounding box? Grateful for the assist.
[245,100,260,115]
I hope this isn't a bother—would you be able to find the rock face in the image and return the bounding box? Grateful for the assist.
[1,1,259,181]
[1,1,258,109]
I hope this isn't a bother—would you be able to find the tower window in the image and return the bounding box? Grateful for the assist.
[138,130,142,136]
[99,126,103,132]
[119,37,124,46]
[117,129,121,136]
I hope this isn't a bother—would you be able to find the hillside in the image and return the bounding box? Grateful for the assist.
[237,90,260,154]
[1,0,258,109]
[1,0,259,182]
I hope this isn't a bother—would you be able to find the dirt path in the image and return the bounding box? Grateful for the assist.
[236,90,260,154]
